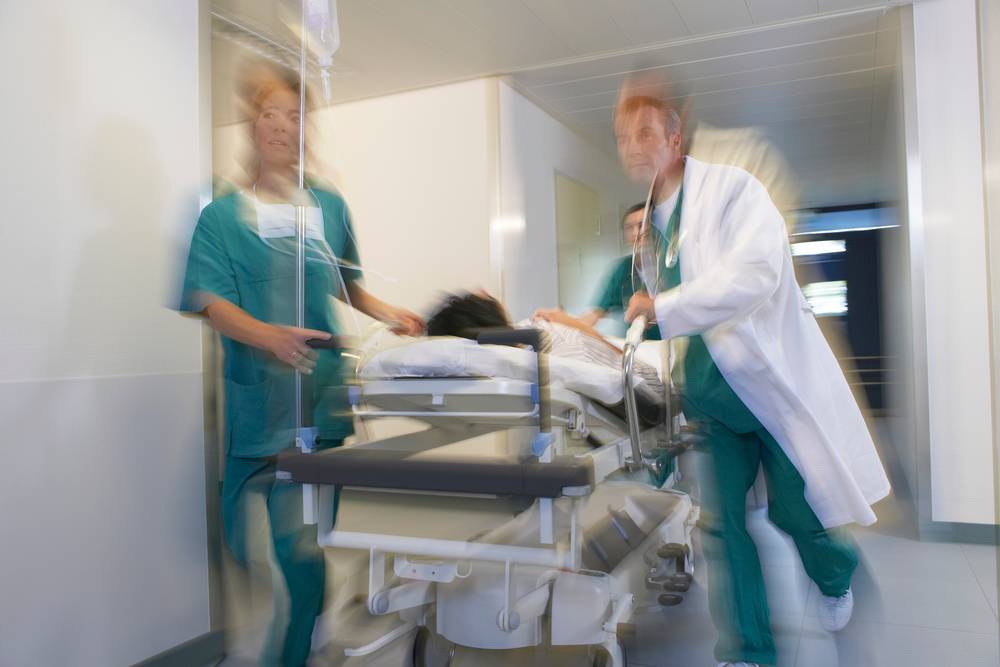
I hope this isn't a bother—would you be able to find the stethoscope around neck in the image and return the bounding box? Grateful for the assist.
[631,167,680,295]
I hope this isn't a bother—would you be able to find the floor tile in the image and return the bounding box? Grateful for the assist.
[805,567,998,635]
[962,543,999,618]
[795,615,1000,667]
[625,574,803,667]
[854,529,978,583]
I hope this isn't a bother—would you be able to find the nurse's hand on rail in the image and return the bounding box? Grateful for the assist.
[625,292,656,325]
[266,325,325,374]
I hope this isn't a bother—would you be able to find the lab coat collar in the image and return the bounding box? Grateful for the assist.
[676,155,704,251]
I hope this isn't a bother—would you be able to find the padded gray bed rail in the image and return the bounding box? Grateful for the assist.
[277,447,594,498]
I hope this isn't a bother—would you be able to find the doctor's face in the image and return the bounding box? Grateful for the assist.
[615,104,681,185]
[253,87,302,169]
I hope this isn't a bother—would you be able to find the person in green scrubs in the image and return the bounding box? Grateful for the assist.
[580,204,662,340]
[180,68,423,667]
[616,94,859,666]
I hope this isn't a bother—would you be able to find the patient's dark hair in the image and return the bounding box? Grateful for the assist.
[426,293,511,338]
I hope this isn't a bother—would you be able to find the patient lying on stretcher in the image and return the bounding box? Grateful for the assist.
[426,291,664,396]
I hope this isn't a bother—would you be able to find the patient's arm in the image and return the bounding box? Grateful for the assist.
[533,307,622,355]
[344,282,425,336]
[578,308,604,327]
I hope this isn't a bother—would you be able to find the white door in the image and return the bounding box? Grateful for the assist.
[554,173,603,314]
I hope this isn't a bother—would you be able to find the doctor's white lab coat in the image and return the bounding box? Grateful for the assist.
[655,156,891,528]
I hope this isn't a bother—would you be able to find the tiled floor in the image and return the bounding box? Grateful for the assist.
[622,508,999,667]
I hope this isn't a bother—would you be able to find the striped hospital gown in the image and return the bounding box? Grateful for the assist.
[524,319,664,396]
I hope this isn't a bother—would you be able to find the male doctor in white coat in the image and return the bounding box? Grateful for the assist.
[618,92,890,667]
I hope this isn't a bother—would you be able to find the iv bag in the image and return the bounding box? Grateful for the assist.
[304,1,340,65]
[280,0,342,103]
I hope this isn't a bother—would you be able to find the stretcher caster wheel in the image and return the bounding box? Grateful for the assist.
[591,638,628,667]
[411,626,455,667]
[657,542,691,579]
[658,593,683,607]
[656,543,690,560]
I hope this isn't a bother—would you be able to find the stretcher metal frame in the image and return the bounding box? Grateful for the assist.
[278,319,696,666]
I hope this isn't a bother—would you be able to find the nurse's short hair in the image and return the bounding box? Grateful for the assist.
[622,202,646,224]
[615,95,682,136]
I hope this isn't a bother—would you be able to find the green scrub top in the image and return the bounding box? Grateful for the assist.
[657,188,762,435]
[180,187,362,458]
[592,255,663,341]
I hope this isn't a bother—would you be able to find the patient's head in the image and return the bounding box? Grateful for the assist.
[426,292,511,338]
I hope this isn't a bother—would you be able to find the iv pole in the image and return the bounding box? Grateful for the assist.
[294,0,319,523]
[290,0,341,525]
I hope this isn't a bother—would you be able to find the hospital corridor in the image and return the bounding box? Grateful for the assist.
[2,1,999,667]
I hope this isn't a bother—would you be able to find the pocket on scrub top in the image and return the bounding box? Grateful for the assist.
[225,378,286,458]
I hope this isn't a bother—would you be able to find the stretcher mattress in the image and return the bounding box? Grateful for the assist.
[359,337,662,407]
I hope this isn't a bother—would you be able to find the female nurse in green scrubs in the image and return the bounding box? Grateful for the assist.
[180,69,423,667]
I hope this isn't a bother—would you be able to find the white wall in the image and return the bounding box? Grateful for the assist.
[317,78,500,319]
[902,0,996,524]
[980,0,1000,527]
[877,8,921,503]
[498,81,635,322]
[0,1,211,665]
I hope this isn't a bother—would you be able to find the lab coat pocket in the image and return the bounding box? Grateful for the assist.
[226,378,287,458]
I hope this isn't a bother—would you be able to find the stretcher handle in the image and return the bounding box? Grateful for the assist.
[471,327,543,352]
[622,316,647,471]
[626,315,647,348]
[299,335,354,430]
[306,335,352,350]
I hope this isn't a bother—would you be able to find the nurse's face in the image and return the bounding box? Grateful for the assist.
[622,208,645,247]
[615,104,681,185]
[254,88,302,169]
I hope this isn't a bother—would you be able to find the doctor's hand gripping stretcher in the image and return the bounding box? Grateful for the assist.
[277,316,701,667]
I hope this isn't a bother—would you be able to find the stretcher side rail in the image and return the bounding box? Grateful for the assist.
[622,319,700,475]
[277,447,595,498]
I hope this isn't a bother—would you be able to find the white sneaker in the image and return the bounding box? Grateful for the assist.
[819,587,854,631]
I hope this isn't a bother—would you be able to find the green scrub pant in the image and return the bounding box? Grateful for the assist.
[691,408,859,666]
[222,456,327,667]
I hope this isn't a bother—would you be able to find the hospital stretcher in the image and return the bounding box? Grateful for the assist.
[278,320,700,666]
